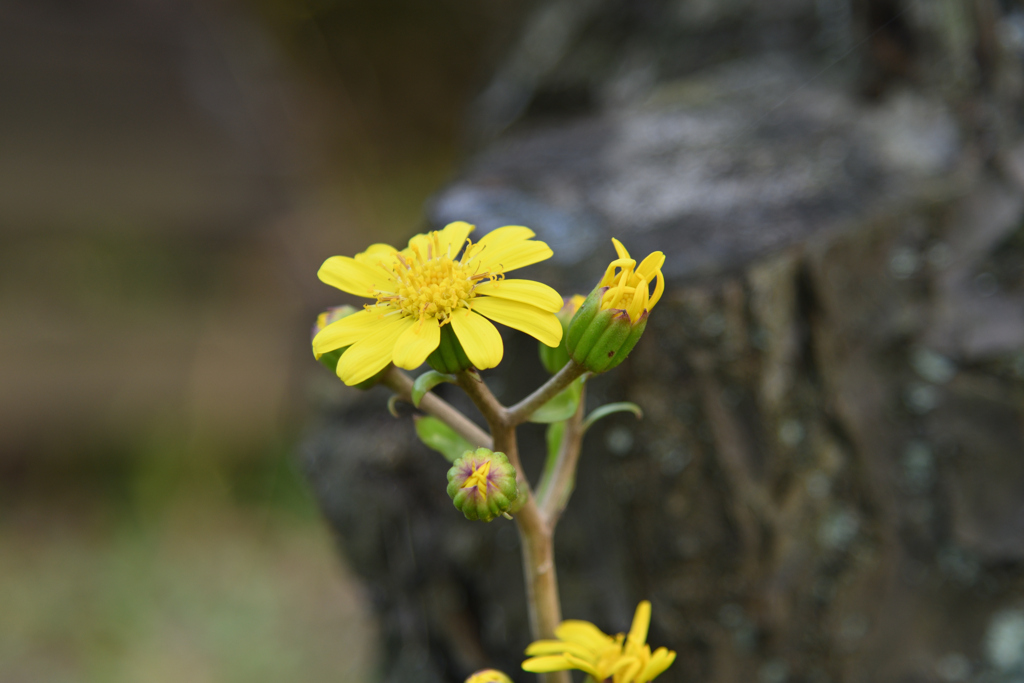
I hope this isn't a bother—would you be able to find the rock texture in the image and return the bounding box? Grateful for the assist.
[304,1,1024,681]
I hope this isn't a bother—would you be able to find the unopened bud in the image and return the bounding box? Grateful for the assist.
[312,306,387,389]
[539,295,586,375]
[447,448,520,522]
[428,323,473,374]
[465,670,513,683]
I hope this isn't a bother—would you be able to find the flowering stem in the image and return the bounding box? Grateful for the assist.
[506,361,587,425]
[537,384,587,524]
[382,367,492,449]
[454,371,572,683]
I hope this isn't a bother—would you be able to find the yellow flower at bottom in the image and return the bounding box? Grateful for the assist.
[312,222,564,385]
[465,669,513,683]
[522,601,676,683]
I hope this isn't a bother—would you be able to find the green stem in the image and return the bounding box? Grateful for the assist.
[506,362,587,425]
[537,383,587,523]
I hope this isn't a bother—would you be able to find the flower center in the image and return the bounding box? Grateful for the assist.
[374,233,499,323]
[462,460,491,495]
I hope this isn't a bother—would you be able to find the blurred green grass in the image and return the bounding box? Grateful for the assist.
[0,439,375,683]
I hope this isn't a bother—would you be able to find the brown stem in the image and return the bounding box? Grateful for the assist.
[382,367,492,449]
[506,362,587,426]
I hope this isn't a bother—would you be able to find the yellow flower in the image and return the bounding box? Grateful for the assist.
[596,238,665,323]
[522,601,676,683]
[313,221,564,385]
[465,670,513,683]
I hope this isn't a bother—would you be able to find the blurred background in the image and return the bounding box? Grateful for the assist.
[5,1,1024,682]
[0,1,530,680]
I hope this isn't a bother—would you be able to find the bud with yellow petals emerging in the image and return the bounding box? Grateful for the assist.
[565,239,665,373]
[446,448,521,521]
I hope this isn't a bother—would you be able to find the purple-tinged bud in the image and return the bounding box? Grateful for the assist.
[446,448,519,522]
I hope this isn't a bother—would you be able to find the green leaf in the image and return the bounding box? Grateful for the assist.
[411,370,455,407]
[528,378,583,424]
[582,402,643,432]
[414,416,473,463]
[545,421,566,464]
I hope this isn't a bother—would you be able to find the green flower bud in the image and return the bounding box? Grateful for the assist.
[539,295,586,375]
[446,448,519,522]
[428,323,473,375]
[312,306,387,390]
[564,238,664,374]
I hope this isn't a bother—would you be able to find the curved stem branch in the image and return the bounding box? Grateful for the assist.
[382,367,492,449]
[507,362,587,426]
[538,384,587,524]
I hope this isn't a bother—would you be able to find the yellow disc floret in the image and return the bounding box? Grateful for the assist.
[373,232,499,324]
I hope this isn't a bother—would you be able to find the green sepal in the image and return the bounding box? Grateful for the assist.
[583,310,633,372]
[446,448,520,521]
[602,311,648,372]
[528,377,583,423]
[428,323,472,374]
[412,370,456,407]
[565,287,605,356]
[414,416,472,463]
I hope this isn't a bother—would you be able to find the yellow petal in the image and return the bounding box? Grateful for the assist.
[635,251,664,281]
[473,279,563,312]
[355,243,399,268]
[479,240,553,273]
[649,271,665,310]
[637,648,676,683]
[612,237,631,261]
[449,309,503,370]
[336,315,412,385]
[392,316,441,370]
[436,221,474,257]
[312,308,384,356]
[472,297,562,347]
[563,653,603,680]
[525,640,600,662]
[628,601,652,646]
[522,656,573,674]
[613,657,642,683]
[556,620,615,651]
[474,225,535,252]
[319,255,393,298]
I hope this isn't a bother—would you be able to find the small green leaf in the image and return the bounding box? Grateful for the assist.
[582,402,643,432]
[412,370,456,407]
[528,379,583,423]
[386,395,402,418]
[414,416,473,463]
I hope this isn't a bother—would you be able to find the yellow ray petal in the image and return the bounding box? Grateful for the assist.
[479,240,553,273]
[556,620,615,651]
[522,656,573,674]
[563,653,603,680]
[336,315,412,385]
[319,255,394,298]
[649,270,665,310]
[474,225,535,251]
[312,308,386,356]
[628,601,652,646]
[612,237,631,261]
[355,243,399,268]
[635,251,665,281]
[449,309,504,370]
[524,640,600,662]
[613,657,642,683]
[474,279,563,312]
[638,648,676,683]
[471,297,562,347]
[436,221,474,257]
[392,316,441,370]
